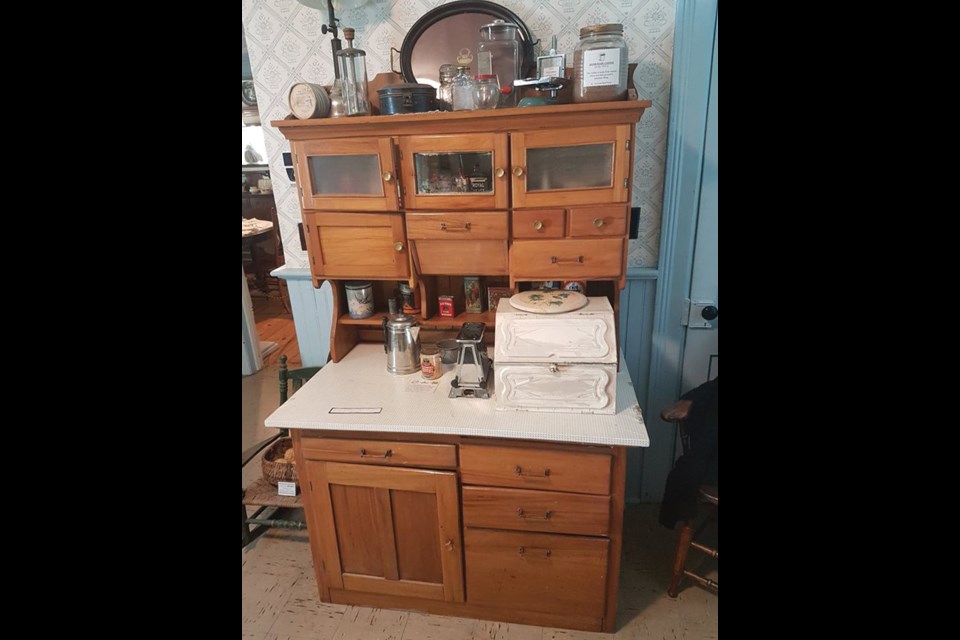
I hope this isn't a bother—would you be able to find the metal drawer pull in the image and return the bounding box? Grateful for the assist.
[359,448,393,458]
[394,242,404,252]
[440,222,471,232]
[532,220,543,230]
[551,256,584,264]
[517,508,552,520]
[518,546,552,558]
[513,166,525,177]
[445,539,454,551]
[548,363,559,373]
[515,465,550,477]
[382,171,393,182]
[593,217,605,228]
[496,167,506,178]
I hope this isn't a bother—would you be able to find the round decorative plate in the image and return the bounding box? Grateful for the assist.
[509,290,588,314]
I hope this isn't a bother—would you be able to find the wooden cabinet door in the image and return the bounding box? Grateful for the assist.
[510,125,631,208]
[293,138,399,211]
[304,461,465,603]
[302,211,410,280]
[399,133,509,210]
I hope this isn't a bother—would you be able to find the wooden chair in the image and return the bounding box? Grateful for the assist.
[242,355,322,547]
[661,399,718,597]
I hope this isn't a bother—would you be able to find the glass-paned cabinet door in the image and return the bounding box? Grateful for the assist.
[294,138,399,211]
[399,133,509,209]
[510,125,631,208]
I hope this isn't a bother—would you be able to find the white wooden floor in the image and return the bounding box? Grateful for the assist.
[243,365,718,640]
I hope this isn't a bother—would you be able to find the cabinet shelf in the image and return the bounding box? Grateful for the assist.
[339,310,497,329]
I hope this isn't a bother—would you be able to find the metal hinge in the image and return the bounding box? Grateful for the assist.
[311,255,316,265]
[299,185,304,199]
[310,481,313,491]
[624,178,629,188]
[625,139,630,150]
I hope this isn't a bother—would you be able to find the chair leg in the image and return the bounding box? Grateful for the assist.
[242,498,252,548]
[668,520,694,597]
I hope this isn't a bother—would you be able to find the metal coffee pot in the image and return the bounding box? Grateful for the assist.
[382,298,421,374]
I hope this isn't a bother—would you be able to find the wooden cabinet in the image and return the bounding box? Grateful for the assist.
[510,125,632,208]
[406,211,509,275]
[302,211,409,280]
[293,431,628,633]
[276,103,649,298]
[303,459,465,603]
[293,137,400,212]
[398,133,509,210]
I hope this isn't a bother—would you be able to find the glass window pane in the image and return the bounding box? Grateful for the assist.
[526,143,613,191]
[308,154,383,196]
[413,152,493,195]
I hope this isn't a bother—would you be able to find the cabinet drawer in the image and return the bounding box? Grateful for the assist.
[512,209,565,239]
[567,205,628,238]
[460,445,611,495]
[496,363,617,415]
[412,239,508,275]
[406,212,507,240]
[462,486,610,536]
[465,528,609,618]
[299,438,457,468]
[509,238,623,279]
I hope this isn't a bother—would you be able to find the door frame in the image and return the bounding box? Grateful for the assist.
[642,0,718,502]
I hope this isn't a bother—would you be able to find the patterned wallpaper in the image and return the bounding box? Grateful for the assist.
[241,0,674,269]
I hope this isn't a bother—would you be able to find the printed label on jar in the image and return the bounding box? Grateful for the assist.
[582,48,621,87]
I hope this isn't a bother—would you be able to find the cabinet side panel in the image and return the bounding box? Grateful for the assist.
[391,490,443,584]
[330,485,385,577]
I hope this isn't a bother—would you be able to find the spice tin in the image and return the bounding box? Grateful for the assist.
[439,295,456,317]
[377,83,436,115]
[420,345,442,380]
[344,281,374,319]
[399,282,420,315]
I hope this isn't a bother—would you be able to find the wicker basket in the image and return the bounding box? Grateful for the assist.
[261,437,299,487]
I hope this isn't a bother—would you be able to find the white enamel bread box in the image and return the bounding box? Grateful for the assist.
[494,297,617,414]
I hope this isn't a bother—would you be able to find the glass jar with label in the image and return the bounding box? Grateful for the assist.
[572,24,628,103]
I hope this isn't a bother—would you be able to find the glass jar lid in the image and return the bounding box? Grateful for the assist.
[579,23,624,38]
[480,19,518,38]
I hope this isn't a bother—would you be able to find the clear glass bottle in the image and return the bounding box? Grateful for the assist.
[336,27,370,116]
[328,78,346,118]
[451,65,476,111]
[477,19,520,108]
[573,24,629,103]
[473,74,500,109]
[437,64,457,111]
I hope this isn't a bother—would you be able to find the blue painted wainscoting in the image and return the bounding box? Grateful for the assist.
[272,266,333,367]
[620,269,658,503]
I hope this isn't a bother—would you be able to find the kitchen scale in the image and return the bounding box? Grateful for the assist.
[449,322,492,399]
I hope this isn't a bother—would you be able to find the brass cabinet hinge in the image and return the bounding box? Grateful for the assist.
[625,139,630,150]
[624,178,629,188]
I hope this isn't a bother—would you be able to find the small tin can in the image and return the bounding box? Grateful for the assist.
[439,295,455,317]
[420,345,442,380]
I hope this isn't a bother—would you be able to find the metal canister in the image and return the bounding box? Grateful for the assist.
[288,83,331,119]
[378,83,437,114]
[420,345,442,380]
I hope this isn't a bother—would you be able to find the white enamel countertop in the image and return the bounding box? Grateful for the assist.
[265,344,649,447]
